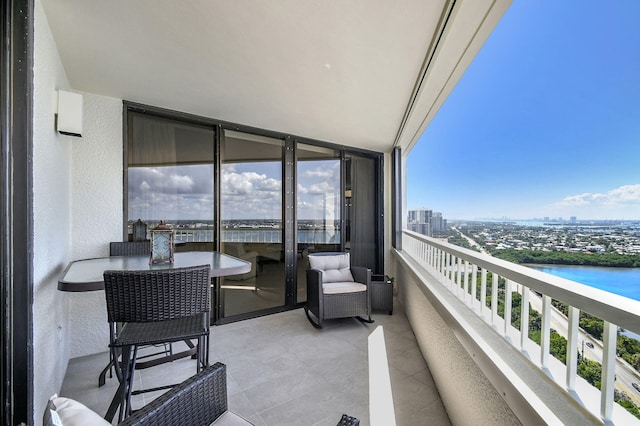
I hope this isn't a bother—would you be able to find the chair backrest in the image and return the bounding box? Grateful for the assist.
[110,241,150,256]
[103,265,211,324]
[308,252,354,283]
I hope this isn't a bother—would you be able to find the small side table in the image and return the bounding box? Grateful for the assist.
[371,274,393,315]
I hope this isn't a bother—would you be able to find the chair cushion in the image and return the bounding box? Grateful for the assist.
[44,394,111,426]
[309,253,354,283]
[210,410,255,425]
[323,281,367,295]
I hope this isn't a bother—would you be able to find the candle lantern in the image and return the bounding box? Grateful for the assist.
[150,221,174,264]
[132,219,147,242]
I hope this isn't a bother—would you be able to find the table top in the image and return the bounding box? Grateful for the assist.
[58,251,252,292]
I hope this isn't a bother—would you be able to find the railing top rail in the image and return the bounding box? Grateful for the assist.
[403,230,640,335]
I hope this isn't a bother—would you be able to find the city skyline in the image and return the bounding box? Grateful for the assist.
[407,1,640,221]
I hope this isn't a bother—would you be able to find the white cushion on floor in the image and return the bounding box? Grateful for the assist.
[323,281,367,294]
[210,410,254,425]
[47,395,110,426]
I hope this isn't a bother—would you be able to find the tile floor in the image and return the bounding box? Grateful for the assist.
[61,299,451,425]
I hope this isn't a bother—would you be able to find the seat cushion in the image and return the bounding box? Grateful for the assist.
[309,253,354,283]
[323,281,367,295]
[44,395,111,426]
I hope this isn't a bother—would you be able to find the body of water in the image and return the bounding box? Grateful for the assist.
[528,264,640,339]
[527,264,640,302]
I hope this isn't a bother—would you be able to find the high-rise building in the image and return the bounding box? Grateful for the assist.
[432,212,444,233]
[408,208,447,237]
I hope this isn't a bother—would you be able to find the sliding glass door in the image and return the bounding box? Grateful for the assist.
[296,143,341,302]
[125,105,383,323]
[219,130,285,318]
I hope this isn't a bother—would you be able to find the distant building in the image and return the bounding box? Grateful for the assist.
[408,208,447,237]
[570,216,577,223]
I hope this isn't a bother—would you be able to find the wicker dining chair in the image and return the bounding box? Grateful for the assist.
[109,241,150,257]
[304,252,373,329]
[103,265,211,422]
[99,241,155,387]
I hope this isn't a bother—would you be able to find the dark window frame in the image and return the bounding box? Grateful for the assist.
[1,0,34,424]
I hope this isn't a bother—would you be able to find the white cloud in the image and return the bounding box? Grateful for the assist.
[302,169,335,179]
[220,165,282,219]
[169,173,194,191]
[547,184,640,219]
[554,184,640,208]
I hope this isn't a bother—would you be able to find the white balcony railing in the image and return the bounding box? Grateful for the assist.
[401,230,640,424]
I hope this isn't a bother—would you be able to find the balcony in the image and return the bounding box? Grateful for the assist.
[59,230,640,425]
[61,300,448,425]
[11,0,636,424]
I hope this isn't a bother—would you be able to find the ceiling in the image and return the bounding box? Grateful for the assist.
[40,0,511,153]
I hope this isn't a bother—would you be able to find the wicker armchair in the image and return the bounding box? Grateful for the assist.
[304,252,373,329]
[120,363,253,426]
[44,363,254,426]
[103,265,211,422]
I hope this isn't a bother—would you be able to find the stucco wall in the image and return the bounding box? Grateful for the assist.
[68,91,123,359]
[33,1,73,422]
[33,2,124,422]
[390,255,522,426]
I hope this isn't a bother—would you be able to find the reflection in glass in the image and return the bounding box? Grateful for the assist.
[296,143,342,302]
[220,130,285,318]
[126,112,215,251]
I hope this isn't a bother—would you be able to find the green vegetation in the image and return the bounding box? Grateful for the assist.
[468,275,640,419]
[491,249,640,268]
[552,300,640,372]
[618,335,640,371]
[529,321,640,419]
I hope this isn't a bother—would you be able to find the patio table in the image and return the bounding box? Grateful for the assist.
[57,250,251,420]
[58,251,251,292]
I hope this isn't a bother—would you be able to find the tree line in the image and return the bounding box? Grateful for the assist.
[491,248,640,268]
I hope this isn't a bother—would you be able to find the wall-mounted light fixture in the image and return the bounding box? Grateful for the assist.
[56,90,83,137]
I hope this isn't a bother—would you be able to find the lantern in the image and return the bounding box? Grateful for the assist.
[150,221,174,264]
[132,219,147,242]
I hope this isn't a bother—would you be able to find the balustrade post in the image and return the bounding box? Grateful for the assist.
[463,261,469,303]
[600,321,617,422]
[540,295,551,369]
[566,306,580,391]
[471,264,478,309]
[480,268,487,317]
[491,273,498,326]
[520,286,529,350]
[504,279,513,337]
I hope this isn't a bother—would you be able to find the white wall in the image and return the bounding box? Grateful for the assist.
[33,1,124,422]
[67,91,123,359]
[33,1,73,422]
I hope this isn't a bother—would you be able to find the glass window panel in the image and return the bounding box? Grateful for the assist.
[296,143,341,303]
[220,130,285,317]
[126,112,215,248]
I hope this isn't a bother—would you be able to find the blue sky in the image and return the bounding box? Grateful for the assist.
[407,1,640,221]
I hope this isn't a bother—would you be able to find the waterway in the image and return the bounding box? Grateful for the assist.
[526,264,640,302]
[527,264,640,339]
